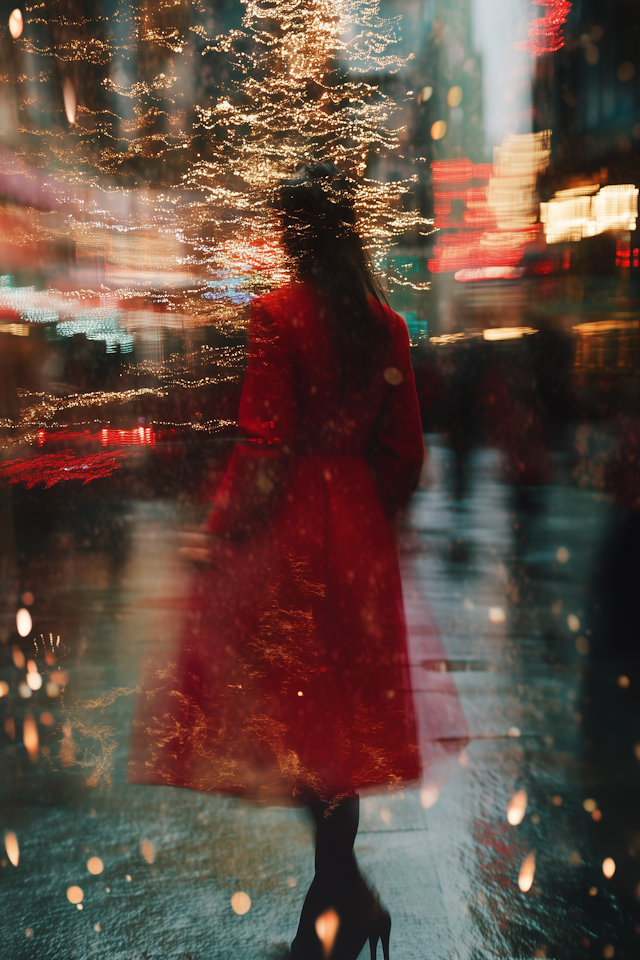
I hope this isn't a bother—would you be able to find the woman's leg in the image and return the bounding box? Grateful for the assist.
[291,796,363,956]
[310,795,361,893]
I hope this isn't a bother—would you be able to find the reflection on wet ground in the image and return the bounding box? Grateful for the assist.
[1,437,639,959]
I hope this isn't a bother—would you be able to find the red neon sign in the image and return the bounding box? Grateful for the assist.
[516,0,572,57]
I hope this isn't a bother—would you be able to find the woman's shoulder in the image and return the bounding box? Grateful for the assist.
[368,297,409,342]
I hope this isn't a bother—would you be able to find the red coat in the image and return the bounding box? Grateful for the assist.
[129,283,431,802]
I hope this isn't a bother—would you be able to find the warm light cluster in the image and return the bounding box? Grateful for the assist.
[0,0,432,339]
[429,132,550,275]
[540,184,639,244]
[184,0,432,287]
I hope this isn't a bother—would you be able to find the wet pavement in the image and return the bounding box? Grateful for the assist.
[1,435,639,959]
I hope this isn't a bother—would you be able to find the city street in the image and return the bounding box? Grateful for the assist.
[1,436,635,960]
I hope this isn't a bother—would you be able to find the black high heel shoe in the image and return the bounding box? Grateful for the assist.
[336,888,391,960]
[292,881,392,960]
[367,898,391,960]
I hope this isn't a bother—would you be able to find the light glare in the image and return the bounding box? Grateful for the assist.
[420,786,439,809]
[5,831,19,867]
[231,891,251,915]
[315,909,340,958]
[8,8,23,39]
[507,790,527,825]
[16,609,32,637]
[518,851,536,892]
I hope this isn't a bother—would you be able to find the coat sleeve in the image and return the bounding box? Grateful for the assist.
[207,297,296,540]
[368,312,425,517]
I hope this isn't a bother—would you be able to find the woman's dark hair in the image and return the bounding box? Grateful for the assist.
[276,162,388,382]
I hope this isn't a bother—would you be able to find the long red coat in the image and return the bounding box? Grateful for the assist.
[129,283,430,802]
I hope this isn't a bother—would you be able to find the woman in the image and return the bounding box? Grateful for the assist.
[130,163,426,959]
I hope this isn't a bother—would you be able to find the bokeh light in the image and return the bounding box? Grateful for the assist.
[231,892,251,915]
[5,831,19,867]
[8,8,22,39]
[507,790,527,825]
[518,852,536,892]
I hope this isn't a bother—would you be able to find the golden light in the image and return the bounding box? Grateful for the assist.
[87,857,104,875]
[583,799,597,812]
[576,637,589,655]
[483,327,538,341]
[67,886,84,905]
[23,712,39,760]
[18,682,32,698]
[4,717,15,740]
[26,662,42,691]
[541,184,638,243]
[420,786,439,809]
[62,78,76,125]
[0,681,8,697]
[508,727,521,738]
[567,614,580,632]
[552,795,562,806]
[49,670,68,686]
[8,8,22,39]
[417,86,432,104]
[46,682,60,698]
[447,86,463,107]
[12,644,25,669]
[315,909,340,958]
[489,607,505,622]
[618,675,630,688]
[603,945,614,959]
[507,790,527,825]
[5,831,19,867]
[379,807,392,825]
[518,851,536,892]
[40,712,54,726]
[141,840,155,864]
[231,892,251,915]
[556,547,569,563]
[16,608,32,638]
[431,120,447,141]
[602,858,616,879]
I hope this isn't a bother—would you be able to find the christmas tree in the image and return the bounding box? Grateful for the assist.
[1,0,431,315]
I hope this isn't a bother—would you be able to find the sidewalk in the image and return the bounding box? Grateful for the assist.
[0,439,627,959]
